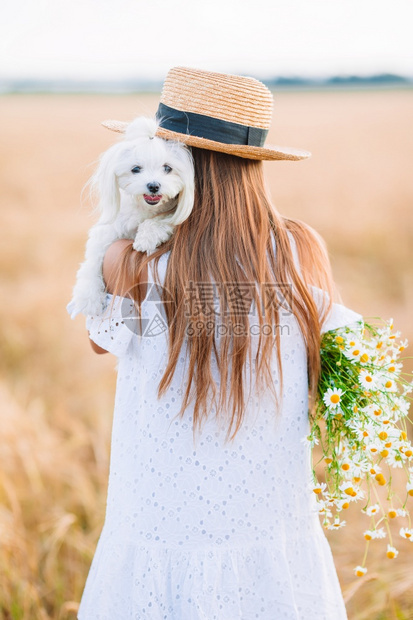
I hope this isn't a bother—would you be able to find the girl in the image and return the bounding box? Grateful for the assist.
[77,67,361,619]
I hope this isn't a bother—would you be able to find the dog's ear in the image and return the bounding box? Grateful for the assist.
[91,143,124,223]
[168,179,195,226]
[164,150,195,227]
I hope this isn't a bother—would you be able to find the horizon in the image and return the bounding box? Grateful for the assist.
[1,72,412,95]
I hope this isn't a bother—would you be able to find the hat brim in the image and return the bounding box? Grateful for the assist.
[101,120,311,161]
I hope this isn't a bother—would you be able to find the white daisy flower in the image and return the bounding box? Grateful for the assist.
[364,527,386,540]
[339,482,364,501]
[350,420,374,442]
[354,566,368,577]
[386,544,399,559]
[386,451,404,468]
[384,360,402,374]
[323,387,345,409]
[352,458,370,475]
[344,342,363,361]
[358,369,377,389]
[381,377,397,393]
[335,498,351,511]
[365,504,380,517]
[365,442,381,456]
[398,338,408,353]
[312,481,327,495]
[328,517,346,530]
[369,464,382,476]
[399,527,413,540]
[316,501,332,518]
[301,434,319,447]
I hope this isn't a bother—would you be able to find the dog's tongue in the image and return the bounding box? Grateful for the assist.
[144,194,162,205]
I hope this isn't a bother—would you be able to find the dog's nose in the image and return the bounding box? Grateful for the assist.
[147,182,161,194]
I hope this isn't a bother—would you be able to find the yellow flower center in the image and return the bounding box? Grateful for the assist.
[330,394,340,404]
[405,532,412,538]
[335,336,344,344]
[388,510,397,519]
[342,463,350,471]
[356,569,366,577]
[344,487,354,496]
[364,533,372,540]
[313,488,322,494]
[360,353,369,363]
[408,489,413,497]
[388,366,396,372]
[374,409,382,416]
[376,342,383,349]
[342,502,350,509]
[324,457,333,464]
[379,431,388,440]
[400,432,407,441]
[387,551,396,559]
[352,349,360,356]
[405,450,413,457]
[385,380,393,388]
[380,449,389,458]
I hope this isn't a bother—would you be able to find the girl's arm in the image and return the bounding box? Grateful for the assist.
[89,239,148,353]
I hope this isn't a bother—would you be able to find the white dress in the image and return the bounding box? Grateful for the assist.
[77,239,361,620]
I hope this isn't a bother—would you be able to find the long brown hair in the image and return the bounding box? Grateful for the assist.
[114,147,338,440]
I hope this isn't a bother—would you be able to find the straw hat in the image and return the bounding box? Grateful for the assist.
[102,67,311,161]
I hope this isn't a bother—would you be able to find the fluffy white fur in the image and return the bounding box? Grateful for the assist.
[67,117,194,318]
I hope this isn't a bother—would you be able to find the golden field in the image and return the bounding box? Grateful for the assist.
[0,89,412,619]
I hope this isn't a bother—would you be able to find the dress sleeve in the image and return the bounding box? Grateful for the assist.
[86,294,137,357]
[310,286,363,334]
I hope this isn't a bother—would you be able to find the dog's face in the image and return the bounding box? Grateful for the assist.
[94,117,194,225]
[115,137,186,213]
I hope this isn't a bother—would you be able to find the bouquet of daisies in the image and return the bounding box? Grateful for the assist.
[308,317,413,576]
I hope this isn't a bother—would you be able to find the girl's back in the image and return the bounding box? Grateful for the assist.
[80,229,359,619]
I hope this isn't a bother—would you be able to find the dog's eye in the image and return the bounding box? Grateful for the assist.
[131,166,142,174]
[163,165,172,174]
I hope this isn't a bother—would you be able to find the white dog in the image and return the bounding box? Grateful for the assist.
[67,117,194,318]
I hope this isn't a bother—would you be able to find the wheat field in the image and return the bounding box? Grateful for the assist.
[0,89,412,619]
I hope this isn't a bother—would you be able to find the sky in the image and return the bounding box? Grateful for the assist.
[1,0,413,81]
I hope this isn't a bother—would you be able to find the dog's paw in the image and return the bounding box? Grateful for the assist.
[67,292,107,319]
[133,220,174,254]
